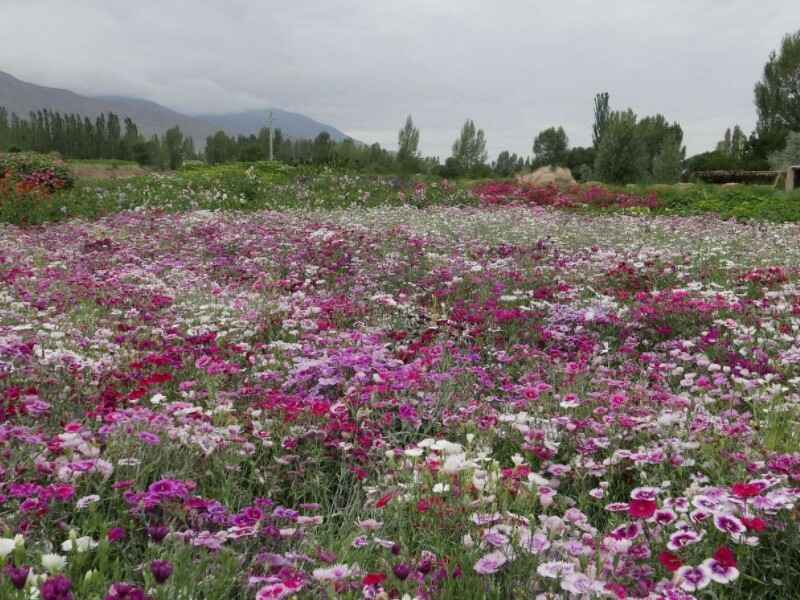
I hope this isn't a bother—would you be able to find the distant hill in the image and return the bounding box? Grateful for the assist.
[0,69,354,146]
[196,109,352,142]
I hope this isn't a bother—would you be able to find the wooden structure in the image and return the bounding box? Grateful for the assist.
[693,170,779,185]
[787,165,800,192]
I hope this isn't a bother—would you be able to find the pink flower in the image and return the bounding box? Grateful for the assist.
[473,551,507,575]
[667,529,703,551]
[713,513,746,537]
[255,577,304,600]
[675,564,711,592]
[703,558,739,584]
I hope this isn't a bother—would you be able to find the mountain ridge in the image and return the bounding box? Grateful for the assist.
[0,69,354,146]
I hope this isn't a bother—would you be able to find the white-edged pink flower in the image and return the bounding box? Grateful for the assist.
[675,564,712,592]
[630,486,660,500]
[703,558,740,584]
[667,529,704,551]
[561,572,601,595]
[519,530,550,554]
[473,550,507,575]
[536,561,575,579]
[713,513,746,537]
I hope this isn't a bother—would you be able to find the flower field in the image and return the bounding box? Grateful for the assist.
[2,199,800,599]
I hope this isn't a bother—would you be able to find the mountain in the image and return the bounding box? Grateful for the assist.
[0,69,353,146]
[196,109,352,143]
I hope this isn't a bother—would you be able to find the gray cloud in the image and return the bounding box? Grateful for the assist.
[0,0,793,158]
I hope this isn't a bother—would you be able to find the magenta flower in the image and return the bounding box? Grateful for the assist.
[107,527,126,543]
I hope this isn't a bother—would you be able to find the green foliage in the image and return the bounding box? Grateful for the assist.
[615,183,800,222]
[493,150,524,177]
[577,163,594,182]
[636,114,684,176]
[532,126,569,167]
[769,131,800,169]
[563,145,595,176]
[593,109,646,183]
[451,119,488,173]
[0,164,480,225]
[755,29,800,134]
[652,136,683,183]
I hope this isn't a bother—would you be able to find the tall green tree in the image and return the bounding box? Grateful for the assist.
[755,30,800,135]
[592,92,610,148]
[532,126,569,167]
[164,126,185,170]
[594,109,646,184]
[451,119,487,173]
[397,115,420,168]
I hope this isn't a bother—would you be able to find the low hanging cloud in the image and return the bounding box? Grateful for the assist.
[0,0,794,158]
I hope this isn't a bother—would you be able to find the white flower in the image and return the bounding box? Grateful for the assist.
[312,563,358,581]
[62,536,98,553]
[0,534,24,557]
[76,495,101,510]
[41,553,67,573]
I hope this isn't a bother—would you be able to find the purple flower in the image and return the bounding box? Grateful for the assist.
[105,582,151,600]
[5,564,30,590]
[149,560,173,584]
[147,525,170,543]
[392,563,411,580]
[107,527,126,543]
[40,575,73,600]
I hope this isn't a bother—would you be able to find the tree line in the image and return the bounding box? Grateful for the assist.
[0,107,196,169]
[2,28,798,182]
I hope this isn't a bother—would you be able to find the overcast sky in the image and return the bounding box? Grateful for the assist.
[1,0,795,158]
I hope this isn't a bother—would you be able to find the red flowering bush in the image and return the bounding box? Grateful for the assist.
[0,152,75,199]
[472,180,660,210]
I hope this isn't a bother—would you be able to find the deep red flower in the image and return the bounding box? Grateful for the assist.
[375,493,394,509]
[741,516,766,532]
[713,546,737,568]
[731,482,761,499]
[658,551,683,572]
[362,573,385,586]
[628,499,657,519]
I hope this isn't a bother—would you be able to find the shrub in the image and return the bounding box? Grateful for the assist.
[0,152,75,194]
